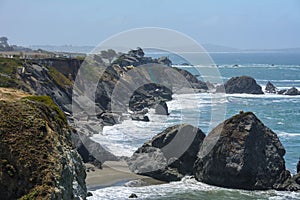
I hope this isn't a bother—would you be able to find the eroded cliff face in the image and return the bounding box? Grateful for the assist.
[0,89,87,200]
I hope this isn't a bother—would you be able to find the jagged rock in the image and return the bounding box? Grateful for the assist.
[128,124,205,182]
[277,172,300,191]
[265,81,278,93]
[216,76,264,94]
[98,112,121,125]
[129,193,138,198]
[194,112,290,190]
[72,131,119,166]
[157,56,172,66]
[205,81,215,90]
[154,101,169,115]
[131,115,150,122]
[87,192,93,197]
[277,89,286,94]
[284,87,300,95]
[129,83,173,112]
[173,67,208,91]
[297,159,300,173]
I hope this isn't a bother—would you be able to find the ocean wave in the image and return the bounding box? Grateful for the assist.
[277,131,300,138]
[226,92,300,99]
[217,64,300,69]
[88,176,300,200]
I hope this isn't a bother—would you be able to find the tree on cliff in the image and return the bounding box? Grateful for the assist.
[0,36,13,51]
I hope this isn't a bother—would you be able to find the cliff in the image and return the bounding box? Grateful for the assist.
[0,88,87,199]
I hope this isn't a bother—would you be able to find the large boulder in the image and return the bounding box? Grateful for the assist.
[128,124,205,181]
[298,159,300,173]
[194,112,290,190]
[217,76,264,94]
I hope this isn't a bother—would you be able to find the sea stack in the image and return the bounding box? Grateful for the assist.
[217,76,264,94]
[194,112,290,190]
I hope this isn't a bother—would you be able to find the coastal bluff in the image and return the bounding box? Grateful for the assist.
[0,89,87,199]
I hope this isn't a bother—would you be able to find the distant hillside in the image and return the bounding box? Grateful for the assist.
[202,43,240,52]
[28,44,300,54]
[30,45,93,53]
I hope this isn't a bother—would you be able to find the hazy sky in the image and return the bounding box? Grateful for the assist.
[1,0,300,49]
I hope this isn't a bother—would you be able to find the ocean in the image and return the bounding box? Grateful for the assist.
[89,52,300,199]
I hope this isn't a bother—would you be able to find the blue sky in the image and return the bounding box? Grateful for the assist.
[0,0,300,49]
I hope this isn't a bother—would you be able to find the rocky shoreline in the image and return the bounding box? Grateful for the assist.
[1,48,300,199]
[127,112,300,191]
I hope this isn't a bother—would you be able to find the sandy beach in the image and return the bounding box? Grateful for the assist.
[85,161,165,190]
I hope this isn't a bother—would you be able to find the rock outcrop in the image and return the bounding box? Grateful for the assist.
[265,81,278,93]
[0,92,87,200]
[265,81,300,96]
[154,101,169,115]
[277,173,300,191]
[282,87,300,95]
[128,124,205,182]
[217,76,264,94]
[129,83,172,112]
[194,112,290,190]
[72,131,119,168]
[173,67,208,92]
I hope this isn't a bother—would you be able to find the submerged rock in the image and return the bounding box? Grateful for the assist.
[131,115,150,122]
[217,76,264,94]
[128,124,205,182]
[129,193,138,198]
[194,112,290,190]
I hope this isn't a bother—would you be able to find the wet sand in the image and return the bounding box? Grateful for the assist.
[85,161,165,190]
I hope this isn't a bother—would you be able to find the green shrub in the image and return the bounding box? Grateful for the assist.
[22,96,67,125]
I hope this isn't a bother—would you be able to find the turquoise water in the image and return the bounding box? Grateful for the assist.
[89,54,300,199]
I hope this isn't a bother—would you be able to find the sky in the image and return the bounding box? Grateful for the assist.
[0,0,300,49]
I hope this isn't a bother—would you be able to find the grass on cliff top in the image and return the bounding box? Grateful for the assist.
[22,95,67,125]
[47,66,73,89]
[0,57,22,74]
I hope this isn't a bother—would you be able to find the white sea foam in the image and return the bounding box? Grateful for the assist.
[90,93,228,157]
[227,91,300,99]
[277,131,300,138]
[90,91,300,157]
[88,176,300,200]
